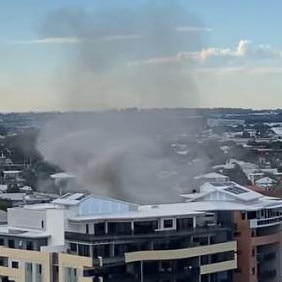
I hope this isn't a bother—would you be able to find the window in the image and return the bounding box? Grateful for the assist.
[70,243,77,253]
[248,211,257,220]
[94,222,106,235]
[86,224,89,234]
[12,261,18,268]
[163,219,173,228]
[241,213,246,220]
[26,263,33,272]
[252,248,255,257]
[41,220,44,229]
[177,218,193,231]
[26,241,33,250]
[234,231,241,237]
[78,244,90,257]
[8,240,14,248]
[0,239,4,246]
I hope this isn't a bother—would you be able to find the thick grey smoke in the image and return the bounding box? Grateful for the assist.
[40,0,203,110]
[37,1,207,203]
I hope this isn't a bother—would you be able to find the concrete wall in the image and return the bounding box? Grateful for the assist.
[8,208,46,231]
[0,247,51,282]
[46,209,65,246]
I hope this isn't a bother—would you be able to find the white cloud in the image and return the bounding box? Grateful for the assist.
[9,37,79,45]
[197,40,280,61]
[175,26,212,32]
[129,40,282,75]
[9,34,143,45]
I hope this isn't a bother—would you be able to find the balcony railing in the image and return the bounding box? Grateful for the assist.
[249,215,282,228]
[65,225,230,243]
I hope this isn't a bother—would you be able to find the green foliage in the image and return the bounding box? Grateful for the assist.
[7,184,20,193]
[0,199,12,211]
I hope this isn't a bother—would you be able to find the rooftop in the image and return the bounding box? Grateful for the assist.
[50,172,75,179]
[194,172,228,180]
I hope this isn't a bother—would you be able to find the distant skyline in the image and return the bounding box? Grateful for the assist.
[1,0,282,111]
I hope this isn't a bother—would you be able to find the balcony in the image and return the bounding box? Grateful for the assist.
[65,225,230,244]
[249,215,282,228]
[83,265,200,282]
[103,268,200,282]
[251,233,280,247]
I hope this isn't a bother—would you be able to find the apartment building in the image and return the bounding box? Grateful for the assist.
[181,181,282,282]
[0,192,237,282]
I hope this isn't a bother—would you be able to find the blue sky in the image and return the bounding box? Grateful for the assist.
[1,0,282,111]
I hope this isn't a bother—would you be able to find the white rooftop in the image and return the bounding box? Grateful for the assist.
[256,177,276,185]
[50,172,75,179]
[194,172,228,180]
[3,170,21,174]
[271,127,282,136]
[181,181,282,211]
[0,226,50,239]
[69,204,204,222]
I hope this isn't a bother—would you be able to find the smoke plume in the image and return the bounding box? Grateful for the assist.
[37,1,206,203]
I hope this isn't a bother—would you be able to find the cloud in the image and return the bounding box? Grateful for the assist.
[193,66,282,76]
[175,26,212,32]
[9,33,144,45]
[129,40,282,76]
[9,37,79,45]
[197,40,280,61]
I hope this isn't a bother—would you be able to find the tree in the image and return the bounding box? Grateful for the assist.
[222,164,251,186]
[0,199,12,211]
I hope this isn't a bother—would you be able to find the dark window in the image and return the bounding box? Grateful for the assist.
[134,221,158,234]
[26,241,33,250]
[86,224,89,234]
[248,211,257,220]
[177,218,193,231]
[163,219,173,228]
[41,221,44,229]
[108,222,131,235]
[252,267,255,275]
[0,239,4,246]
[12,261,18,268]
[93,244,110,257]
[70,243,77,253]
[38,264,42,274]
[234,232,241,237]
[94,222,106,236]
[241,213,246,220]
[252,248,255,257]
[78,244,90,257]
[8,240,14,248]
